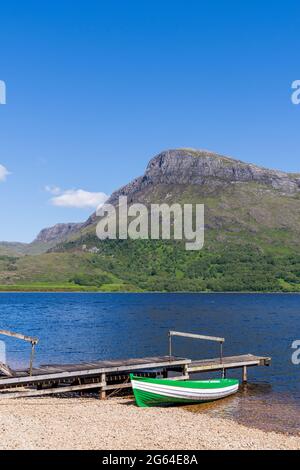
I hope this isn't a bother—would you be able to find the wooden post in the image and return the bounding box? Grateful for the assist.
[0,329,38,344]
[0,329,38,376]
[242,366,247,383]
[100,373,106,400]
[168,333,172,359]
[168,331,225,364]
[29,342,35,376]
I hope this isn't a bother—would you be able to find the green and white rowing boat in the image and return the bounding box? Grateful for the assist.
[130,374,239,407]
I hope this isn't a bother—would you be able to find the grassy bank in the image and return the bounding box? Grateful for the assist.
[1,238,300,293]
[0,283,140,292]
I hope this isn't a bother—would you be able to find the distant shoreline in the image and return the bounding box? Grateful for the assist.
[0,289,299,295]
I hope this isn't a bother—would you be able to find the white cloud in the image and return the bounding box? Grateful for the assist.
[50,189,109,209]
[0,164,10,182]
[45,185,61,195]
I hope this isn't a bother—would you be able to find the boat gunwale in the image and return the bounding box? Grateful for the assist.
[130,374,239,389]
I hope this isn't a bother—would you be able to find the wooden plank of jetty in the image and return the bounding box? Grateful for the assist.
[0,356,191,387]
[0,328,272,399]
[0,373,191,399]
[188,354,271,382]
[0,354,272,399]
[188,354,271,372]
[0,362,15,377]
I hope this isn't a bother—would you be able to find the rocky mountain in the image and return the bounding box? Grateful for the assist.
[1,148,300,292]
[82,148,300,238]
[107,148,300,204]
[0,223,84,256]
[33,223,83,244]
[5,148,299,249]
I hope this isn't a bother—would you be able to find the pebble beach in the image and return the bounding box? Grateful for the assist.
[0,396,299,450]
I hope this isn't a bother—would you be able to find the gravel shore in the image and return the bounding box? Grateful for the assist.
[0,396,298,450]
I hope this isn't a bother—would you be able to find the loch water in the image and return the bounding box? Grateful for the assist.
[0,293,299,434]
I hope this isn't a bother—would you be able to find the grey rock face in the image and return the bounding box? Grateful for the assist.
[25,148,300,251]
[107,148,300,204]
[34,223,83,243]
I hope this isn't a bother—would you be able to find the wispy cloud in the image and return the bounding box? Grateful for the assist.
[44,185,61,195]
[0,164,10,182]
[47,188,109,209]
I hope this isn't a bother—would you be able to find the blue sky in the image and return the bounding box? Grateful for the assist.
[0,0,299,242]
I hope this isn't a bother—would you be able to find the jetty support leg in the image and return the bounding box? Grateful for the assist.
[29,342,35,376]
[242,366,247,383]
[100,373,106,400]
[183,364,189,379]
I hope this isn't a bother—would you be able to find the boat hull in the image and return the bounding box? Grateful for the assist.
[130,375,239,407]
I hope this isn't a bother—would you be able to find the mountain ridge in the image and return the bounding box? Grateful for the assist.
[1,148,300,293]
[33,222,84,244]
[0,148,300,252]
[1,148,300,254]
[108,148,300,203]
[84,148,300,227]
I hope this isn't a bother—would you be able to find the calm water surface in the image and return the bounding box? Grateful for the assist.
[0,293,299,434]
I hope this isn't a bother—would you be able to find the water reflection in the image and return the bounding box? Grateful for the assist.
[0,292,299,434]
[187,382,300,435]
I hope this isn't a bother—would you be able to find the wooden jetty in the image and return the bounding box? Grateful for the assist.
[0,329,271,399]
[188,354,271,383]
